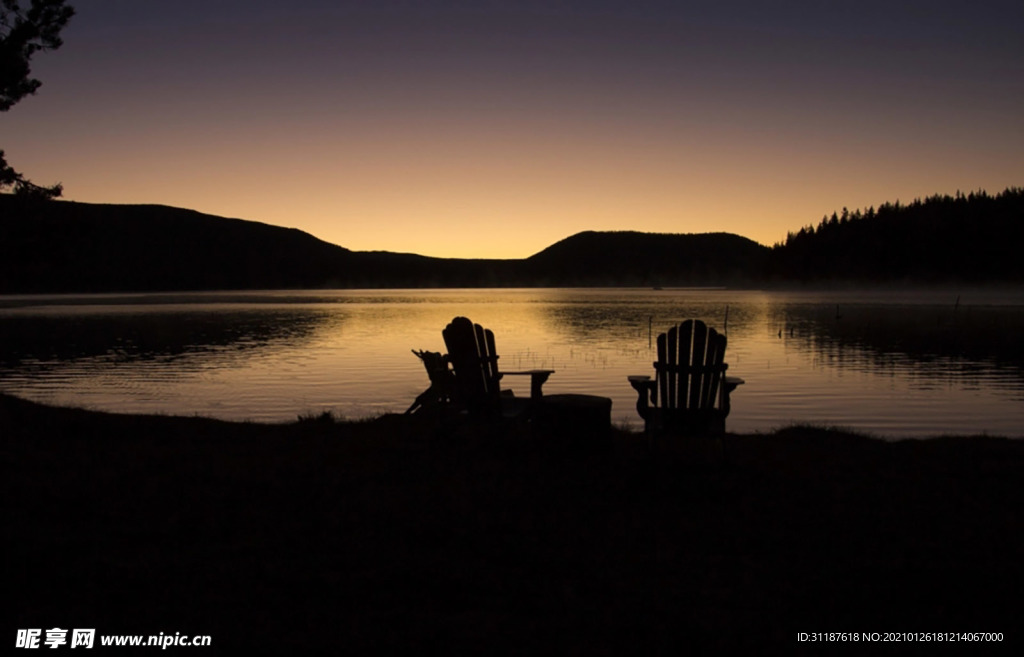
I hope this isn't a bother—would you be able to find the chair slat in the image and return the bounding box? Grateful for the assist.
[666,325,678,410]
[688,320,707,410]
[701,329,725,409]
[657,331,668,411]
[444,317,486,403]
[677,321,693,411]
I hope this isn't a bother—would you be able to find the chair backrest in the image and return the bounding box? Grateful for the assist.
[655,319,728,413]
[442,316,502,412]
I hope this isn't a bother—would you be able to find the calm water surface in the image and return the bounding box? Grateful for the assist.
[2,288,1023,438]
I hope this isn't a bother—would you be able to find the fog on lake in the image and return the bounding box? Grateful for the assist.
[2,288,1023,438]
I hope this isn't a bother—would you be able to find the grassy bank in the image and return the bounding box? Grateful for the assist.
[4,393,1021,652]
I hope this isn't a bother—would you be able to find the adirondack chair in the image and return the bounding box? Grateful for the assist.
[442,316,554,417]
[628,319,744,435]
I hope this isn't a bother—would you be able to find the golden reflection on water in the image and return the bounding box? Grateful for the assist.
[1,288,1023,437]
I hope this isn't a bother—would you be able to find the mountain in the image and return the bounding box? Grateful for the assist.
[526,231,769,286]
[0,199,355,292]
[2,188,1021,293]
[0,197,772,292]
[0,197,538,291]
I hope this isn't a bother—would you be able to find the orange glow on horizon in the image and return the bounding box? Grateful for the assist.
[4,3,1021,260]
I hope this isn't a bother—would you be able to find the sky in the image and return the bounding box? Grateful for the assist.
[4,0,1023,258]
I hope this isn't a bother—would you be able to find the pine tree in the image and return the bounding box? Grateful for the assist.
[1,0,75,198]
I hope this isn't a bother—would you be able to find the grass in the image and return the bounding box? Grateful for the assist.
[3,393,1022,652]
[296,409,341,424]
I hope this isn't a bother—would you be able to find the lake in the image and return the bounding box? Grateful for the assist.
[2,288,1023,438]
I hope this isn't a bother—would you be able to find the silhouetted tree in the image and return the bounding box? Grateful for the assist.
[773,187,1024,282]
[1,0,74,198]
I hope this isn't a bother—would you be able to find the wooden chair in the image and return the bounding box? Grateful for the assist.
[441,316,554,417]
[628,319,743,435]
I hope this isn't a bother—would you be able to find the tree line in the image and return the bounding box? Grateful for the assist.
[771,188,1024,283]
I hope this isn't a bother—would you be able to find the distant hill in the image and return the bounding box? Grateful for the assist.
[526,231,769,286]
[0,197,772,292]
[2,188,1021,292]
[0,199,355,292]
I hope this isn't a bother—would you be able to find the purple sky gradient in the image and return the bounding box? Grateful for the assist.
[4,0,1022,257]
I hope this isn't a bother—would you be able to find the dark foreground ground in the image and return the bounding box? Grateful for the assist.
[4,393,1022,653]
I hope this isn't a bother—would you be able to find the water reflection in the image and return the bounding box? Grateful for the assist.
[769,302,1024,393]
[1,289,1022,436]
[779,303,1023,364]
[0,306,337,368]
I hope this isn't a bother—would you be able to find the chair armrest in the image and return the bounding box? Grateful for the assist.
[724,376,744,393]
[628,375,655,419]
[718,376,744,415]
[628,375,653,391]
[503,370,555,398]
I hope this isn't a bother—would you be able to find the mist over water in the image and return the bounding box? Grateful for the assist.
[2,288,1022,437]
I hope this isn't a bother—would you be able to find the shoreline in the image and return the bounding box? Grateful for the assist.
[3,281,1024,298]
[5,392,1022,651]
[4,390,1022,441]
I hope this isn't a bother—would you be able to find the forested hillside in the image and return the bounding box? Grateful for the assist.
[772,188,1024,283]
